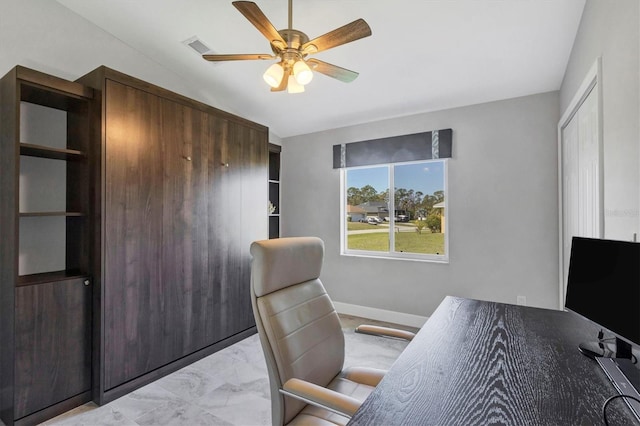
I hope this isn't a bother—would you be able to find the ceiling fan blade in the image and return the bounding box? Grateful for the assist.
[307,59,359,83]
[232,1,287,50]
[271,68,290,92]
[202,53,274,61]
[301,18,372,54]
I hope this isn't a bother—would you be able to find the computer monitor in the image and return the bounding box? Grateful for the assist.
[565,236,640,357]
[565,237,640,421]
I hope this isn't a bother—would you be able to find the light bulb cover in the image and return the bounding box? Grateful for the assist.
[263,63,284,88]
[287,75,305,93]
[293,60,313,85]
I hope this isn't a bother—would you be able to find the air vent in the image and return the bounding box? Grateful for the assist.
[182,36,214,56]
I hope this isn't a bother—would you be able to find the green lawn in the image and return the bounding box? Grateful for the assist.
[347,232,445,255]
[347,222,382,231]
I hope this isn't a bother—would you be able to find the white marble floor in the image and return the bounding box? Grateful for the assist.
[40,315,416,426]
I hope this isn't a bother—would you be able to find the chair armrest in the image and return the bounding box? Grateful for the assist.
[342,366,386,387]
[355,324,416,341]
[280,378,361,418]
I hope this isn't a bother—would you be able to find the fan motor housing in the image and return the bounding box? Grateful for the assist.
[275,29,309,51]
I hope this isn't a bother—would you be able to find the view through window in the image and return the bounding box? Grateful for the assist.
[343,160,447,260]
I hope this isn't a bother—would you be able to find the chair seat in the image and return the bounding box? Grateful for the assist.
[288,368,386,426]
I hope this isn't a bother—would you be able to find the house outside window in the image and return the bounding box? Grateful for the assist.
[341,159,448,262]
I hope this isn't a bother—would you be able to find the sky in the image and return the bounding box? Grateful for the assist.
[346,160,445,196]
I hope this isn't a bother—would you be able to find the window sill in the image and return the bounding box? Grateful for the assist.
[341,251,449,264]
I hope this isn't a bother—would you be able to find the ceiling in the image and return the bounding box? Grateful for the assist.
[57,0,586,139]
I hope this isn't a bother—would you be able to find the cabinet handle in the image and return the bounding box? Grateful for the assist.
[184,156,192,161]
[84,279,90,286]
[221,162,229,167]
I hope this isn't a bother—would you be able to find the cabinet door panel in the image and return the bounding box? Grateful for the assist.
[231,123,267,334]
[203,117,241,339]
[160,100,222,356]
[190,112,222,348]
[102,78,268,390]
[103,80,163,389]
[14,279,91,419]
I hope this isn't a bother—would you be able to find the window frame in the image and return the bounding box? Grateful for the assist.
[340,159,449,263]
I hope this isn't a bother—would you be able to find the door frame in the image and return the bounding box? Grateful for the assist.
[557,57,604,309]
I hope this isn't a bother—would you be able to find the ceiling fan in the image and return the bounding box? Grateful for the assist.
[202,0,372,93]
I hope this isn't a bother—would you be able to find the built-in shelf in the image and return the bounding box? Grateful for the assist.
[20,211,84,217]
[20,142,85,161]
[17,269,88,287]
[268,144,281,239]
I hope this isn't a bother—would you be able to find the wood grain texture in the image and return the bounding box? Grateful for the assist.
[236,123,267,334]
[14,278,92,420]
[92,66,267,131]
[103,80,164,390]
[348,297,636,425]
[101,76,268,392]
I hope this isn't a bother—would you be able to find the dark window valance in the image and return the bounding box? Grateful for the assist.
[332,129,452,169]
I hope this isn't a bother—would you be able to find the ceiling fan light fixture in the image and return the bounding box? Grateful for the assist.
[287,75,305,93]
[203,1,372,93]
[263,63,284,88]
[293,60,313,85]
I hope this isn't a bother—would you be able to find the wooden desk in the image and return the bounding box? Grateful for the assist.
[349,297,636,425]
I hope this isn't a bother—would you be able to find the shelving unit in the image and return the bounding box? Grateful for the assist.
[17,77,91,280]
[0,66,94,425]
[268,144,281,239]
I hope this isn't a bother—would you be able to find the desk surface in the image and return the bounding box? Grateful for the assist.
[349,296,636,425]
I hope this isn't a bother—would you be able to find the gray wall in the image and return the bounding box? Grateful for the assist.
[282,92,560,317]
[560,0,640,241]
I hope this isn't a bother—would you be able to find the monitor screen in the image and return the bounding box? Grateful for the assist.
[565,237,640,347]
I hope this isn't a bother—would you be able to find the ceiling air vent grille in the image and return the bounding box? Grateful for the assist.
[182,36,216,58]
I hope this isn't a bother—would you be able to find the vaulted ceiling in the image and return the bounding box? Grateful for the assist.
[57,0,586,138]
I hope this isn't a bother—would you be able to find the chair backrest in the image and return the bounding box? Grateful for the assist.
[250,237,345,425]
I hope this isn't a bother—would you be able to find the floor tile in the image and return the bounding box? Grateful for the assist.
[40,314,414,425]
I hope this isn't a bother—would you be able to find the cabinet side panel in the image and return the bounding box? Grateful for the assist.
[0,69,17,425]
[67,100,91,273]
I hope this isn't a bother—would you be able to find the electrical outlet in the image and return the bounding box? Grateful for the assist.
[517,296,527,306]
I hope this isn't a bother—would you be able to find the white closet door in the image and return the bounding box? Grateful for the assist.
[562,112,579,294]
[577,86,600,238]
[561,86,601,302]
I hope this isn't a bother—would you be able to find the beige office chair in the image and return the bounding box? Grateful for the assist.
[250,237,415,426]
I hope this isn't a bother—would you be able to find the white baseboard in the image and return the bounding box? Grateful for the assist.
[333,301,428,328]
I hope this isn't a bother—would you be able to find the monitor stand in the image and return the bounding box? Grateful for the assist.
[578,336,634,360]
[578,341,615,359]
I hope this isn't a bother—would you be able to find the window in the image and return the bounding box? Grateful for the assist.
[341,159,448,262]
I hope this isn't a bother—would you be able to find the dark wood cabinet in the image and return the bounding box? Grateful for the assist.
[1,65,268,423]
[78,67,268,403]
[0,66,94,425]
